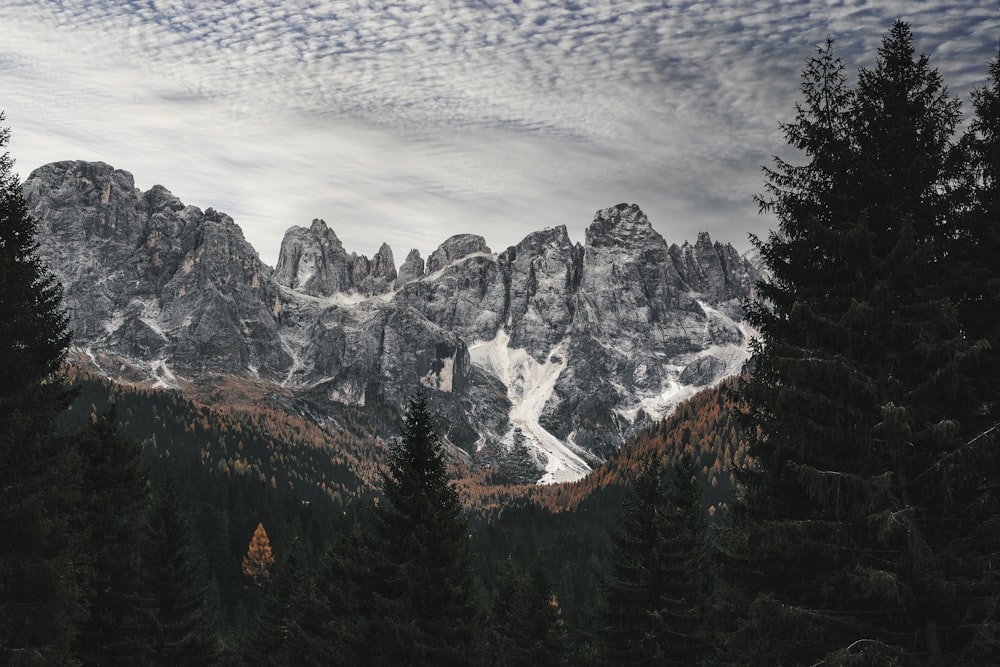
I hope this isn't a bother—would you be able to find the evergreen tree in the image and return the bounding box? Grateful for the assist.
[490,553,569,666]
[246,540,326,667]
[961,47,1000,433]
[311,524,374,665]
[366,392,481,665]
[73,409,152,666]
[143,475,219,666]
[729,22,1000,664]
[599,453,707,666]
[0,111,84,664]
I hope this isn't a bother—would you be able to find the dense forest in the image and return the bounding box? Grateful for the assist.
[2,20,999,665]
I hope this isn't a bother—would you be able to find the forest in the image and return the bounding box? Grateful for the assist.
[1,20,999,666]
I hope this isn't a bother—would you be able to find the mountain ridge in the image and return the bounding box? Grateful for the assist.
[26,160,761,484]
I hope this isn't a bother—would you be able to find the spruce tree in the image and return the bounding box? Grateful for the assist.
[73,409,152,666]
[311,523,374,665]
[366,392,481,665]
[143,475,219,666]
[490,553,569,666]
[729,22,1000,664]
[599,453,707,666]
[948,45,1000,663]
[962,47,1000,432]
[247,540,326,667]
[0,111,84,664]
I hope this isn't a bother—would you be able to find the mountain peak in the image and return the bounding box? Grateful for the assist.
[585,203,662,250]
[426,234,491,273]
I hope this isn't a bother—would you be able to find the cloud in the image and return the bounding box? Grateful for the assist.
[1,0,997,265]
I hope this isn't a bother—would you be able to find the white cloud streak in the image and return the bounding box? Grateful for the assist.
[1,0,997,265]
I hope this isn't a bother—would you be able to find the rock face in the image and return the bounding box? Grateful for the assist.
[26,161,760,484]
[25,161,287,380]
[272,219,397,296]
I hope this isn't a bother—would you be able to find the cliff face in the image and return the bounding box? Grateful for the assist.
[26,161,760,484]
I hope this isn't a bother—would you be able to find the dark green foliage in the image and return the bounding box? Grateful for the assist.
[143,475,219,666]
[599,453,708,666]
[0,115,72,402]
[0,111,84,665]
[246,540,327,667]
[73,409,152,666]
[489,553,569,666]
[960,47,1000,436]
[365,392,482,665]
[731,22,1000,664]
[311,524,375,665]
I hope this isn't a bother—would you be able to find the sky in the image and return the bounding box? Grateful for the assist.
[1,1,997,267]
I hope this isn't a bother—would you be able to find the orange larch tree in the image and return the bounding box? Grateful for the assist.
[242,522,276,585]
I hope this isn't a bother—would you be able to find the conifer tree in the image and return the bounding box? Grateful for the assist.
[143,475,219,666]
[247,540,326,667]
[73,408,153,666]
[242,522,276,585]
[311,523,373,664]
[0,111,84,664]
[948,45,1000,664]
[730,22,1000,664]
[366,392,481,665]
[599,453,707,666]
[961,47,1000,433]
[490,553,569,666]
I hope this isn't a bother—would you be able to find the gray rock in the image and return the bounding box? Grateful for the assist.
[680,355,728,386]
[426,234,490,273]
[398,249,425,283]
[26,162,762,483]
[26,161,288,378]
[500,225,581,361]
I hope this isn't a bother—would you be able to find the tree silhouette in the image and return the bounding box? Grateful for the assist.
[730,22,1000,664]
[0,110,83,664]
[143,475,219,665]
[600,453,708,665]
[366,392,481,665]
[73,408,152,665]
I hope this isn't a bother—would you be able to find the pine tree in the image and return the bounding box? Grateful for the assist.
[247,540,326,667]
[73,408,153,666]
[599,453,708,666]
[961,47,1000,432]
[242,522,276,586]
[366,392,481,665]
[143,475,219,666]
[0,111,84,664]
[490,553,569,666]
[311,524,374,665]
[946,45,1000,664]
[729,22,1000,664]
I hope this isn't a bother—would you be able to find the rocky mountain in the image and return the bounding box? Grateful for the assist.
[25,160,760,484]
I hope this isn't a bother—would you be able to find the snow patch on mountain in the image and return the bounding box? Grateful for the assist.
[470,330,592,484]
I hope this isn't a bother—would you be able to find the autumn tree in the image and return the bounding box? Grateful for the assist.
[0,111,84,664]
[242,522,276,585]
[729,23,1000,664]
